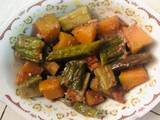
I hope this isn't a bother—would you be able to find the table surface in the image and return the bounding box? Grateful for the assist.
[0,0,160,120]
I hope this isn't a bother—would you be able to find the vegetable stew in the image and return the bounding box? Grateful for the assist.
[13,6,153,118]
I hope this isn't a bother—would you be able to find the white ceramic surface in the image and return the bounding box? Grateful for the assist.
[0,0,160,120]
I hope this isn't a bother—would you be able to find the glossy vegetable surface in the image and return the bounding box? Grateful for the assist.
[39,79,64,100]
[16,62,43,85]
[59,6,91,31]
[119,67,148,90]
[47,39,106,61]
[85,90,105,106]
[54,32,78,49]
[100,36,123,65]
[123,25,153,53]
[12,6,153,118]
[72,23,97,44]
[61,60,86,90]
[112,53,152,70]
[44,62,59,75]
[73,102,104,117]
[18,75,42,88]
[16,86,42,98]
[98,16,120,35]
[34,14,60,42]
[14,35,45,62]
[16,75,42,98]
[94,64,116,93]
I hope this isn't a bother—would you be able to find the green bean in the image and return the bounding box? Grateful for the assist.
[47,39,106,61]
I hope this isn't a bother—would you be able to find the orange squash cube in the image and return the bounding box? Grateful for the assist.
[119,67,148,90]
[34,14,60,43]
[72,23,97,44]
[98,16,120,35]
[123,25,153,53]
[39,79,64,100]
[54,32,78,49]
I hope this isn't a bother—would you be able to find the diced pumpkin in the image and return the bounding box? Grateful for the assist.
[72,23,97,44]
[122,25,153,53]
[85,90,105,106]
[54,32,78,49]
[39,79,64,100]
[16,62,43,85]
[98,16,120,35]
[33,14,60,43]
[44,62,59,75]
[119,67,148,90]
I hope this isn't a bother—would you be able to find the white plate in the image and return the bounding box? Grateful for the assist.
[0,0,160,120]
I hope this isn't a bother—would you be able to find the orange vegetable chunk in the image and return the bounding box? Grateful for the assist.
[34,14,60,43]
[39,79,64,100]
[45,62,59,75]
[16,62,43,85]
[72,23,97,44]
[119,67,148,90]
[54,32,78,49]
[98,16,120,35]
[123,25,153,53]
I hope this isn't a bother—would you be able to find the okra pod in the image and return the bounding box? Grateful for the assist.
[100,45,124,64]
[59,6,92,31]
[112,53,152,70]
[14,35,45,63]
[47,39,106,61]
[73,102,104,118]
[61,60,86,90]
[94,64,116,93]
[16,86,42,98]
[15,35,45,50]
[100,36,124,65]
[18,75,42,88]
[16,75,42,98]
[15,49,42,63]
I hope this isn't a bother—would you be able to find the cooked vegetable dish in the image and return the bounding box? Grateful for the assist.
[13,6,153,118]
